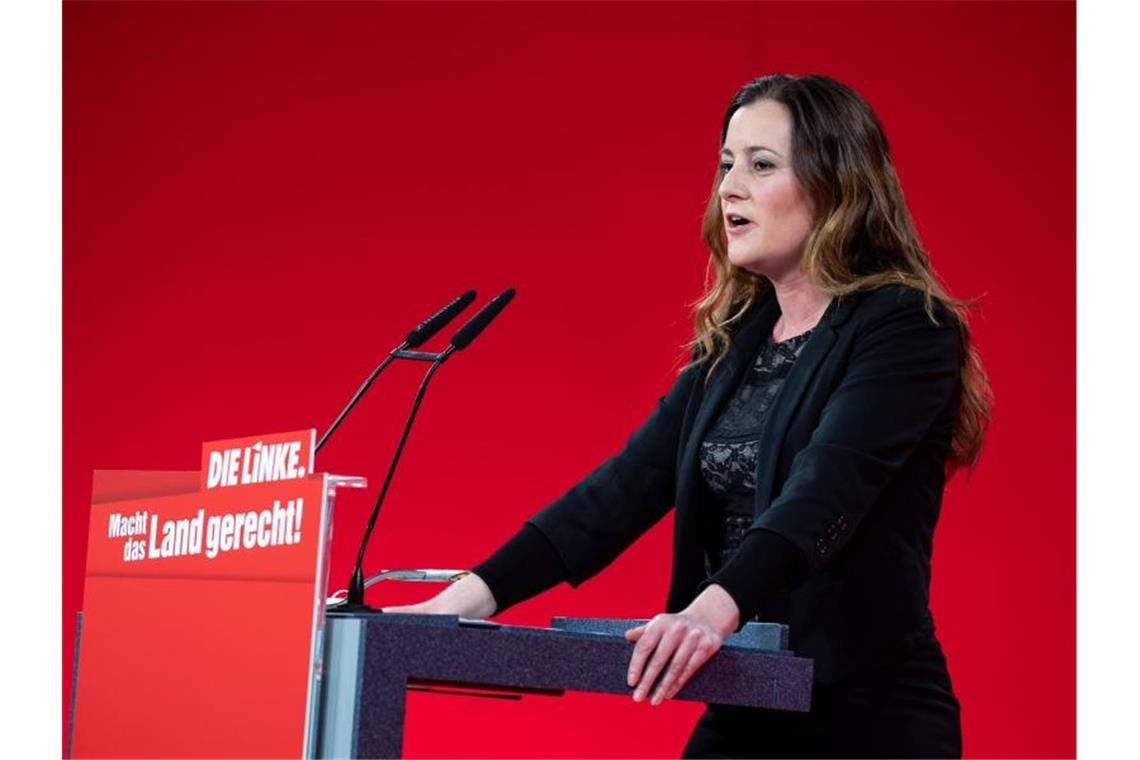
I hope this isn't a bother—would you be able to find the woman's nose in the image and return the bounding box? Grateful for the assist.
[718,165,747,202]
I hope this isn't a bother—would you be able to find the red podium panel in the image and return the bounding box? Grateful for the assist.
[70,430,363,759]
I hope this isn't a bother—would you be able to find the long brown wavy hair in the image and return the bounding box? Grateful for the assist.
[688,73,992,476]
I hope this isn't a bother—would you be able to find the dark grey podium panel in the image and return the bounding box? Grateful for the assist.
[315,612,813,759]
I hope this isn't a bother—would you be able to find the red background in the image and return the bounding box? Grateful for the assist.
[64,1,1075,757]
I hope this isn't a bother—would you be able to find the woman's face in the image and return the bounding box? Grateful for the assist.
[718,99,815,279]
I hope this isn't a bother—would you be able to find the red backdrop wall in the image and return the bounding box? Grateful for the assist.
[63,2,1075,757]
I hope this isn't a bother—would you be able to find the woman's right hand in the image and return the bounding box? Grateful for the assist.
[381,571,498,620]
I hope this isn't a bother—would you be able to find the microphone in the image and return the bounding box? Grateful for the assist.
[449,288,516,350]
[315,290,476,452]
[406,289,477,348]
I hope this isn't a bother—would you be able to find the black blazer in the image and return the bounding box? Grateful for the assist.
[527,283,963,686]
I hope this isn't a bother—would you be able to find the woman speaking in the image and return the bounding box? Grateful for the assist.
[385,73,992,758]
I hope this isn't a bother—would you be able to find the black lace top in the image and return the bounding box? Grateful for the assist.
[698,328,815,578]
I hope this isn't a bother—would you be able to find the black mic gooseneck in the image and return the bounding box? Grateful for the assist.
[342,354,449,609]
[338,288,516,611]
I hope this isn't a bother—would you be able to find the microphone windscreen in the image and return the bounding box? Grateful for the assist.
[405,289,477,347]
[449,289,516,350]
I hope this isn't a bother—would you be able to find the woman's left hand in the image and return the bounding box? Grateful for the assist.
[624,583,741,705]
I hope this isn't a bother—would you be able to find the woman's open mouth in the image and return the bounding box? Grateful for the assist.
[725,213,754,234]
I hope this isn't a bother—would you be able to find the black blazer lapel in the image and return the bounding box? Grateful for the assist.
[753,293,860,512]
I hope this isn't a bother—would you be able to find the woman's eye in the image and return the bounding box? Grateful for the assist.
[719,162,733,173]
[754,160,774,171]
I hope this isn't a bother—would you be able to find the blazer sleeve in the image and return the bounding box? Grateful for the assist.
[745,291,963,572]
[526,363,701,587]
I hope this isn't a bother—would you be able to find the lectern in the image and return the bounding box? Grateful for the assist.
[315,613,813,758]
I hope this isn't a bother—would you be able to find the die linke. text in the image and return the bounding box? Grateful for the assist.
[207,441,306,488]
